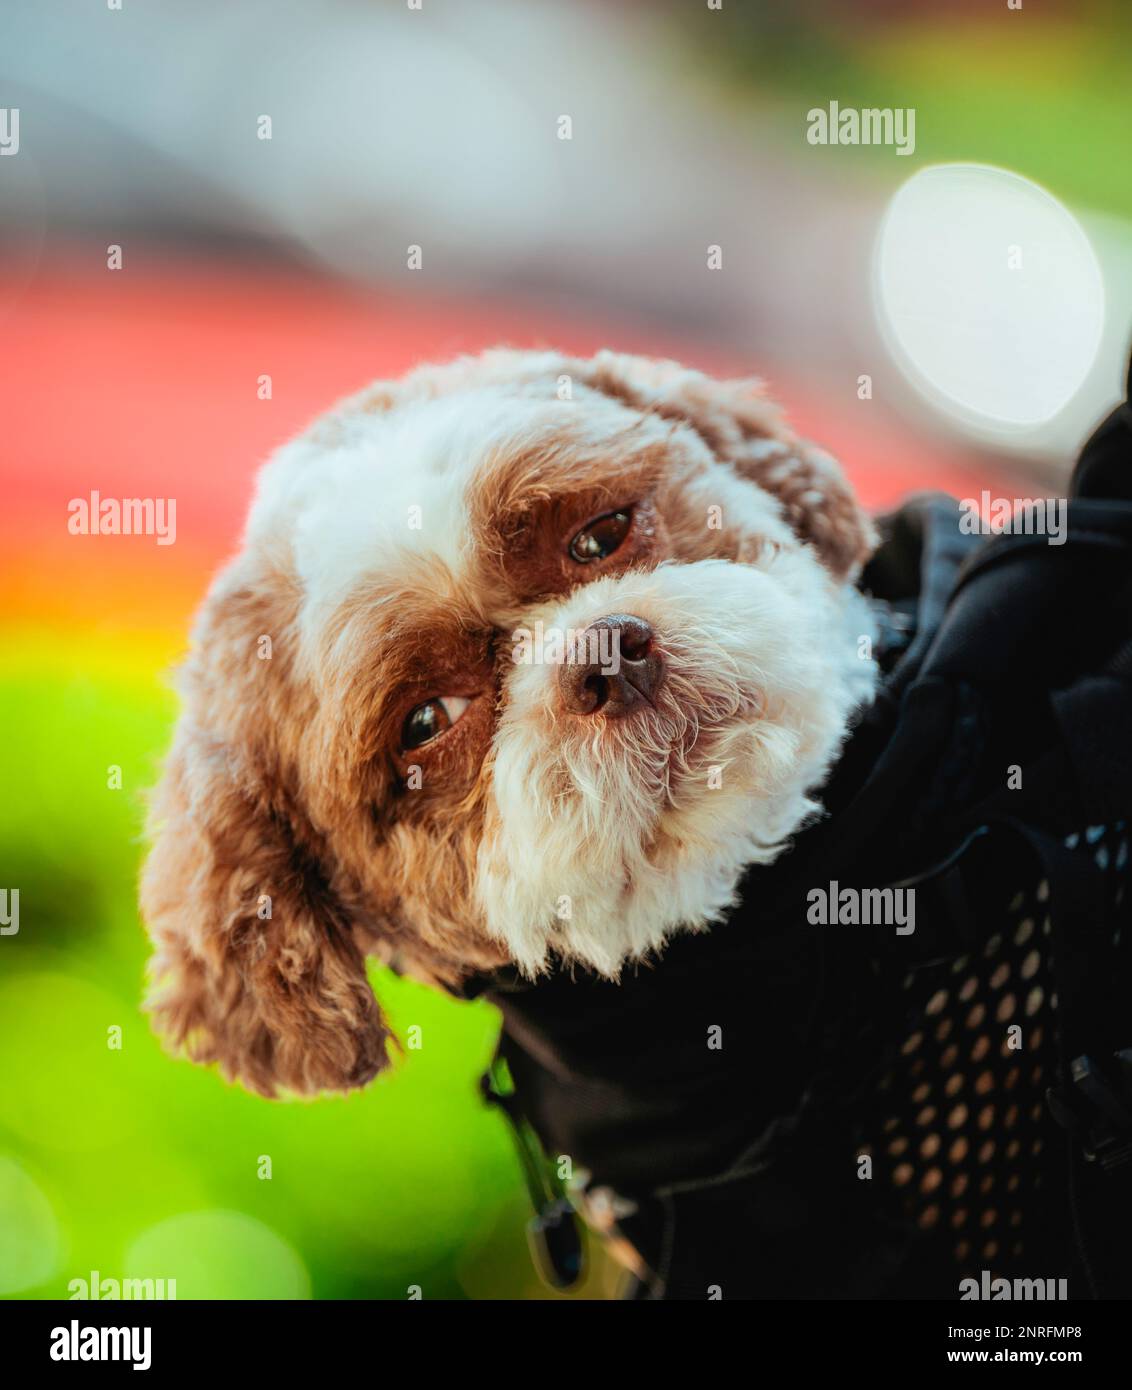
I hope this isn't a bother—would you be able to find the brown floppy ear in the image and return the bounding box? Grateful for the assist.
[578,350,877,581]
[140,569,392,1098]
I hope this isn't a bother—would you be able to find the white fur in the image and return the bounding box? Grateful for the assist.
[248,384,652,670]
[479,555,876,977]
[244,362,878,981]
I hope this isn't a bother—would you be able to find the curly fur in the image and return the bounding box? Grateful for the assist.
[140,349,878,1095]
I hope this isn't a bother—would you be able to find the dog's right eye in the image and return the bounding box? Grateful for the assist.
[569,509,633,563]
[401,696,470,750]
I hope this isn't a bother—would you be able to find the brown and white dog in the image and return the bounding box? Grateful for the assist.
[140,349,878,1098]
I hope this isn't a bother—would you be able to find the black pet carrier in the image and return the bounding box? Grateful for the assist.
[471,353,1132,1300]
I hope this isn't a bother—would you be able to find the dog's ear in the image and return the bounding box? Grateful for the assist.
[140,568,392,1098]
[577,350,877,581]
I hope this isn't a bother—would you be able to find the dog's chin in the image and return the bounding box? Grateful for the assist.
[474,555,876,980]
[481,710,816,980]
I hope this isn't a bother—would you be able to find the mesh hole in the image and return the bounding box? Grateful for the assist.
[919,1205,941,1230]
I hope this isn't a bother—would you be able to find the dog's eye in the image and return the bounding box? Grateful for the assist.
[569,509,632,563]
[401,696,470,750]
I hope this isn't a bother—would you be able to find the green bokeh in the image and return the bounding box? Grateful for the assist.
[680,3,1132,222]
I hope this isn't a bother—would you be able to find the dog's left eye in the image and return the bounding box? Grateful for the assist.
[401,696,470,750]
[569,509,632,563]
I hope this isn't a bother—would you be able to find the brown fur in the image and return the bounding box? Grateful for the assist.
[141,349,875,1096]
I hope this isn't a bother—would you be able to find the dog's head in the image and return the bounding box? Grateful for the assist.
[141,349,877,1096]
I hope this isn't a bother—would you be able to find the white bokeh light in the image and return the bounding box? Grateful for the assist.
[874,163,1105,432]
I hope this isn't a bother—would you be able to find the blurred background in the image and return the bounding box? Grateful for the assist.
[1,0,1129,1300]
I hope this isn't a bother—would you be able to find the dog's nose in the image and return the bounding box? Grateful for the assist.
[557,614,665,717]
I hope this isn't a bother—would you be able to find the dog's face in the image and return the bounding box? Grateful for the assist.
[141,350,877,1096]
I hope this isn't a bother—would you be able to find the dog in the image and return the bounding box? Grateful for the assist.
[140,348,878,1110]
